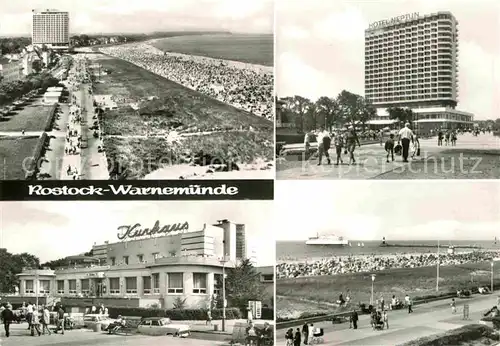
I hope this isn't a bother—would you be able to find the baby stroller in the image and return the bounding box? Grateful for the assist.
[310,328,324,344]
[371,313,384,331]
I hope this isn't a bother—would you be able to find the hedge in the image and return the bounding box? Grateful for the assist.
[106,307,242,320]
[44,104,58,132]
[25,132,49,180]
[261,307,274,320]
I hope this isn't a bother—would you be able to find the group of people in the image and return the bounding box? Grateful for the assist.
[100,43,273,120]
[245,321,273,345]
[0,302,68,338]
[285,323,323,346]
[305,123,421,166]
[276,251,499,279]
[436,129,458,146]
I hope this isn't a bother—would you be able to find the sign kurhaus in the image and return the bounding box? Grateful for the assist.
[117,221,189,240]
[368,12,420,30]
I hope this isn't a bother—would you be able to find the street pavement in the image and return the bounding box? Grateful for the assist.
[277,132,500,179]
[0,324,228,346]
[275,294,498,346]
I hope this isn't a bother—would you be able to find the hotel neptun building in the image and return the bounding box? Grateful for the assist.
[365,11,474,132]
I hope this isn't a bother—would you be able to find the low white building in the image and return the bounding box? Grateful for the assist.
[43,91,61,104]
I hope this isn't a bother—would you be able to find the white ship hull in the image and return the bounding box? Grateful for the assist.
[306,239,349,246]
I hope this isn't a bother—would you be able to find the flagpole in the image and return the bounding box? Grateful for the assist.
[436,240,440,292]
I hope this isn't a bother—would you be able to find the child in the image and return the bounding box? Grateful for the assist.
[451,298,456,314]
[334,131,344,165]
[384,134,395,163]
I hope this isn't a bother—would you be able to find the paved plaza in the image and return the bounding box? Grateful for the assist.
[277,133,500,179]
[275,294,498,346]
[0,324,228,346]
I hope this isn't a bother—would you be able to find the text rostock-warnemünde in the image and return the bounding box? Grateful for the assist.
[28,184,239,196]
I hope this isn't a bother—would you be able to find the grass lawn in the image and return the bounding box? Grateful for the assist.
[150,34,274,66]
[0,136,40,179]
[103,131,273,179]
[373,149,500,179]
[0,104,53,132]
[94,57,272,135]
[277,261,500,318]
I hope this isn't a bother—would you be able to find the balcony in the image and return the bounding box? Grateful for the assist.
[147,255,236,268]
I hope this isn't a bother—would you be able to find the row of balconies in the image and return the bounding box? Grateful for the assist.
[366,82,457,88]
[366,39,456,47]
[370,95,455,102]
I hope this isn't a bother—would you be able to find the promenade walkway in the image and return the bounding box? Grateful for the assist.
[277,133,500,179]
[276,294,497,346]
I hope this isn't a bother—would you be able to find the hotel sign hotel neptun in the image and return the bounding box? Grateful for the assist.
[368,12,420,31]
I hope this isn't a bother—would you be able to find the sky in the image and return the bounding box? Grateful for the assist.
[276,0,500,120]
[0,200,275,266]
[0,0,273,35]
[275,181,500,241]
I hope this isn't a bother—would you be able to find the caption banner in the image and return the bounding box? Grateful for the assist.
[0,180,274,201]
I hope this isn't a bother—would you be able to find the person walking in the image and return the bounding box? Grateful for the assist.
[304,131,312,160]
[302,323,309,345]
[398,123,414,163]
[26,302,34,330]
[55,305,65,334]
[345,126,361,165]
[383,310,389,329]
[334,131,344,165]
[285,328,294,346]
[206,309,212,326]
[451,298,457,314]
[438,129,444,146]
[316,126,331,165]
[351,310,359,330]
[41,305,51,335]
[1,304,14,337]
[408,297,413,314]
[30,309,42,336]
[294,328,302,346]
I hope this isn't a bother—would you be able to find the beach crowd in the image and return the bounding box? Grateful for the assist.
[276,251,499,279]
[100,43,273,120]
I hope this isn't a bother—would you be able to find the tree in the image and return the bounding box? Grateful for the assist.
[289,96,313,132]
[358,98,376,130]
[0,249,40,294]
[387,107,414,125]
[315,96,339,131]
[214,259,264,312]
[337,90,365,127]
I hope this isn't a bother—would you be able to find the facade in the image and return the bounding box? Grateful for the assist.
[32,9,70,49]
[13,220,262,310]
[0,59,23,82]
[364,12,473,131]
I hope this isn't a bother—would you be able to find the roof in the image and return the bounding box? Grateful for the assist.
[142,317,167,321]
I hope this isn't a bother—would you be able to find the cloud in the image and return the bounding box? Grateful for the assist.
[312,6,367,42]
[280,25,309,40]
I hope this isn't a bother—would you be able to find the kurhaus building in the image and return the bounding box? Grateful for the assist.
[365,11,474,132]
[12,220,273,309]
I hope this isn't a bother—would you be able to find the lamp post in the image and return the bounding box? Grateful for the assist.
[35,270,39,309]
[436,240,440,292]
[220,255,228,332]
[370,274,376,305]
[491,261,494,293]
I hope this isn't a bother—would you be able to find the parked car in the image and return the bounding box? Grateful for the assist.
[83,314,115,330]
[137,317,190,337]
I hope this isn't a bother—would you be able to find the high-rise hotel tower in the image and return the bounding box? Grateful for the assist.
[32,9,70,50]
[365,12,473,132]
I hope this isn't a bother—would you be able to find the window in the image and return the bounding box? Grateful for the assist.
[109,278,120,294]
[167,273,183,294]
[110,257,116,266]
[152,253,160,260]
[151,320,161,326]
[214,274,222,296]
[57,280,64,294]
[123,256,129,265]
[25,280,34,294]
[152,273,160,294]
[261,274,274,283]
[125,277,137,294]
[81,279,90,294]
[68,280,77,294]
[192,273,207,294]
[39,280,50,294]
[143,276,151,295]
[137,254,144,263]
[140,320,151,326]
